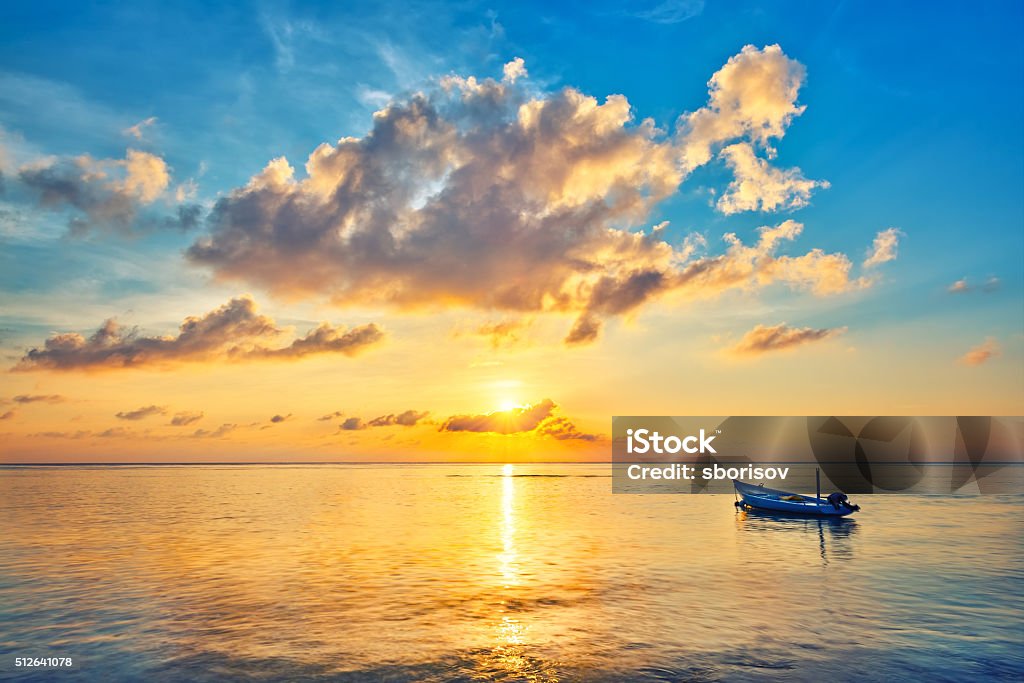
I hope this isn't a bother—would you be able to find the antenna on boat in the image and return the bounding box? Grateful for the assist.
[816,467,821,502]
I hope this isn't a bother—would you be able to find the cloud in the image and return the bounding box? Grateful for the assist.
[337,410,427,430]
[97,427,135,438]
[367,410,429,427]
[115,404,167,420]
[269,413,292,423]
[245,321,385,360]
[1,409,15,420]
[627,0,705,24]
[959,338,1000,366]
[863,227,902,268]
[473,319,530,349]
[570,219,867,342]
[565,314,602,346]
[439,399,597,440]
[442,399,555,435]
[355,84,392,110]
[16,148,197,234]
[14,296,384,371]
[716,142,829,214]
[502,57,527,83]
[10,394,65,404]
[122,116,158,140]
[680,44,807,169]
[340,417,366,431]
[730,322,847,355]
[186,48,860,345]
[948,278,970,293]
[31,430,91,439]
[318,410,345,421]
[192,423,237,438]
[948,276,1000,294]
[170,411,204,426]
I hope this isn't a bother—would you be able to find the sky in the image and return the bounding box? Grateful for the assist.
[0,0,1022,462]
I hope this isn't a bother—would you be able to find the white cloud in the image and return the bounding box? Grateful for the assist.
[502,57,527,83]
[948,278,969,293]
[122,116,158,141]
[716,142,829,214]
[863,227,902,268]
[680,44,807,170]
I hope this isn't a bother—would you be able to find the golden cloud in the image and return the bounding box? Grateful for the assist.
[730,322,847,355]
[14,296,384,371]
[959,338,1000,366]
[184,47,877,344]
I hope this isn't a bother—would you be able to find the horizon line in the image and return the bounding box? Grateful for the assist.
[2,461,1023,467]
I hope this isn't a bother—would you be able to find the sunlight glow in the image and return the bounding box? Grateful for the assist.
[498,399,520,412]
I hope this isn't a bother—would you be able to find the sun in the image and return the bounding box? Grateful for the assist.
[497,398,521,412]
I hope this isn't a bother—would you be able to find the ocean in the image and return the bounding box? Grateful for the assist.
[1,464,1022,681]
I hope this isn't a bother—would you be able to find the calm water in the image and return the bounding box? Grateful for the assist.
[1,464,1022,682]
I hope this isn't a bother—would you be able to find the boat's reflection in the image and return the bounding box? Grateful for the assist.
[735,507,859,563]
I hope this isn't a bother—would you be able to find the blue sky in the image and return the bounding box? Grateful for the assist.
[0,1,1022,460]
[3,0,1021,278]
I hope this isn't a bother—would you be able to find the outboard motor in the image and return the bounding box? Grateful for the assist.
[827,491,860,512]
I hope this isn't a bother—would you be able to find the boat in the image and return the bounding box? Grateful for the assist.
[733,470,860,517]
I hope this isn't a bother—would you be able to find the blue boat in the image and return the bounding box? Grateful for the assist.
[734,472,860,517]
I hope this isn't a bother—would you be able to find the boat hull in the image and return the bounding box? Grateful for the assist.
[734,480,856,517]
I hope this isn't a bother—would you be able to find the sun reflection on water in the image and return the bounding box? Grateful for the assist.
[499,464,519,588]
[490,463,546,679]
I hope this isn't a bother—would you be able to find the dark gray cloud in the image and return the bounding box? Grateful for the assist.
[564,314,602,346]
[10,394,65,404]
[536,415,600,441]
[439,399,597,440]
[191,423,237,438]
[0,409,15,420]
[14,296,384,371]
[31,430,91,439]
[170,411,204,426]
[115,404,167,420]
[318,410,345,421]
[340,417,365,431]
[244,322,384,360]
[337,410,429,431]
[269,413,292,423]
[97,427,135,438]
[185,51,860,345]
[367,410,429,427]
[441,399,556,434]
[17,149,200,235]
